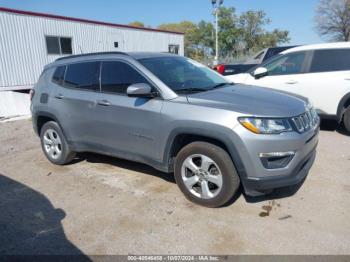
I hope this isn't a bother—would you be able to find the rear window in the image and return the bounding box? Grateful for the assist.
[310,49,350,73]
[52,66,66,85]
[64,62,100,91]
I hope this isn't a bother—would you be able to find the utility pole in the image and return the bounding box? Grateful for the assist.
[211,0,224,65]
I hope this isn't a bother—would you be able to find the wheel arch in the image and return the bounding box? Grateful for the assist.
[162,128,247,179]
[337,92,350,122]
[34,111,65,138]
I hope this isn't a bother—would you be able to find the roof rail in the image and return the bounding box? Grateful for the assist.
[55,52,128,61]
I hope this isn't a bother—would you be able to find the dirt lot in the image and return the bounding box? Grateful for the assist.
[0,119,349,256]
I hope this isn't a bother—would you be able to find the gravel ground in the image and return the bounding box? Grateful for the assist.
[0,119,349,256]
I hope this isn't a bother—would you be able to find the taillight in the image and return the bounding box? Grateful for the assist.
[216,64,225,75]
[29,89,35,101]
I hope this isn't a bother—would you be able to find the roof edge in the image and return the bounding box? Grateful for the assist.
[0,7,185,35]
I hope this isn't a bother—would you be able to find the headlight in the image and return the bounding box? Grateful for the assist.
[238,117,293,134]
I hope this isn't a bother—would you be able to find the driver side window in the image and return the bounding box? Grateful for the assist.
[265,52,306,76]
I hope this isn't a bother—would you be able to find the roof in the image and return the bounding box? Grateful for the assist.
[0,7,184,36]
[54,51,178,62]
[128,52,180,59]
[48,52,180,69]
[282,42,350,54]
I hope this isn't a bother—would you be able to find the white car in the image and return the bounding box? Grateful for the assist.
[227,42,350,132]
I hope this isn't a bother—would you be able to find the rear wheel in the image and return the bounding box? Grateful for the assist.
[174,142,240,208]
[40,121,76,165]
[343,106,350,134]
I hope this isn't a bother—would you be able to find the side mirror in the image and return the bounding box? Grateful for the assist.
[127,83,156,98]
[253,67,268,79]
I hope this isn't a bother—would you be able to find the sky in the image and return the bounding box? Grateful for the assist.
[0,0,322,45]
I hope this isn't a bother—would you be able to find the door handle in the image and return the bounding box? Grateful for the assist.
[54,94,64,99]
[286,80,298,85]
[97,100,111,106]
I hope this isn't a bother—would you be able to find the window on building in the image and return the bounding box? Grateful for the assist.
[52,66,66,85]
[60,38,73,54]
[101,61,149,94]
[168,45,180,54]
[64,62,100,91]
[114,42,119,48]
[309,49,350,73]
[46,36,73,55]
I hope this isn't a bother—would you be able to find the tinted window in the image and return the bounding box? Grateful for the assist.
[46,36,73,55]
[310,49,350,73]
[101,61,149,94]
[46,36,60,55]
[169,45,180,54]
[263,52,306,76]
[52,66,66,85]
[60,38,72,54]
[64,62,100,91]
[138,56,228,94]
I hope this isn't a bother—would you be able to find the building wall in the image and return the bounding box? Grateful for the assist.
[0,11,184,90]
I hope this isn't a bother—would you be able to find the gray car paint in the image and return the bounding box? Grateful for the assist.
[31,52,319,196]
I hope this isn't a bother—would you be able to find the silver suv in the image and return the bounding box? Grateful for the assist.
[31,52,320,207]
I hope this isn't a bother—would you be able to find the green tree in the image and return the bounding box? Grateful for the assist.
[129,21,145,28]
[238,10,290,55]
[156,6,290,62]
[157,21,203,58]
[217,7,240,57]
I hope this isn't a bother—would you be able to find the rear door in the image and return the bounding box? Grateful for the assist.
[296,48,350,115]
[50,61,101,145]
[92,60,163,161]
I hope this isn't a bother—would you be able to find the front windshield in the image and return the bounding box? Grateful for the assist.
[138,56,229,94]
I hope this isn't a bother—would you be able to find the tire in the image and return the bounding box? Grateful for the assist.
[174,142,240,208]
[343,106,350,134]
[40,121,76,165]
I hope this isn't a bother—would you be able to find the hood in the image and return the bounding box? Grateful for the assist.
[186,84,308,118]
[225,73,250,84]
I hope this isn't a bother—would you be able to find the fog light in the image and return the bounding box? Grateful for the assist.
[259,151,295,169]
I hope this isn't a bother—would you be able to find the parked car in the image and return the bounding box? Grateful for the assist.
[213,46,297,76]
[226,42,350,133]
[31,52,319,207]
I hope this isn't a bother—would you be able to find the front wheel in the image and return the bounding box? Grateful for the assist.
[343,106,350,134]
[174,142,240,208]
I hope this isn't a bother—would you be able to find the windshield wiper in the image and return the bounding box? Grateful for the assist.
[175,88,209,94]
[210,82,234,90]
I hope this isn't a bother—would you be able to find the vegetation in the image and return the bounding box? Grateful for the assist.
[129,21,145,28]
[157,7,290,63]
[315,0,350,41]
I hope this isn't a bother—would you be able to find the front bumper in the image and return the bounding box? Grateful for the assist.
[242,146,316,193]
[230,122,319,196]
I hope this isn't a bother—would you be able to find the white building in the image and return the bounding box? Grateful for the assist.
[0,7,184,118]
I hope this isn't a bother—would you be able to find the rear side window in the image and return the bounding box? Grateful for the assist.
[64,62,100,91]
[101,61,149,94]
[310,49,350,73]
[52,66,66,85]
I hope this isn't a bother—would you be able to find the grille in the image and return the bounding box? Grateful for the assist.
[291,109,319,133]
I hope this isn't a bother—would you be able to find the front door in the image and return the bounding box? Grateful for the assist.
[92,60,163,161]
[245,51,309,97]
